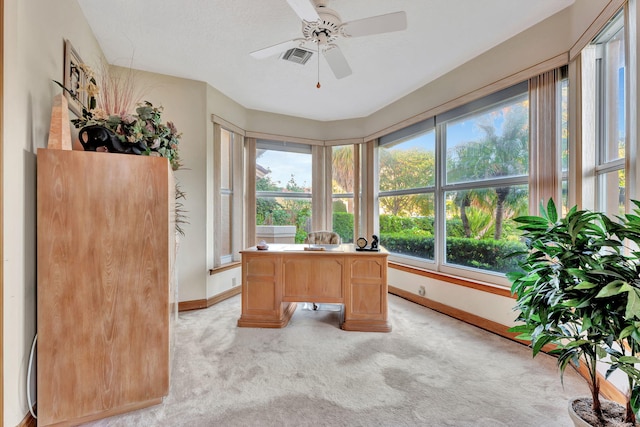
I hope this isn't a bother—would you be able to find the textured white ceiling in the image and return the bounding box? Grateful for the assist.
[77,0,574,122]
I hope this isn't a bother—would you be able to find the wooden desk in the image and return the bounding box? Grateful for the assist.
[237,244,391,332]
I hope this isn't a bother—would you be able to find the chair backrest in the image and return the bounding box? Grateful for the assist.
[305,231,341,245]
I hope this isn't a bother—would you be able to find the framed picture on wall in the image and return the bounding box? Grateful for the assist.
[63,39,88,117]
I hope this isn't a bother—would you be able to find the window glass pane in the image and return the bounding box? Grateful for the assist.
[446,94,529,184]
[598,169,625,218]
[221,192,232,255]
[333,198,353,243]
[216,127,234,266]
[332,145,354,194]
[256,195,311,243]
[332,145,354,243]
[221,129,232,190]
[379,194,435,261]
[591,10,626,216]
[444,186,528,274]
[559,75,569,215]
[257,148,312,191]
[379,130,435,191]
[595,12,625,163]
[256,144,312,244]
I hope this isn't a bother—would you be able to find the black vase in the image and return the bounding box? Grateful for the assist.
[78,125,146,155]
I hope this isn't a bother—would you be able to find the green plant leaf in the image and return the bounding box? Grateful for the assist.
[595,282,624,298]
[513,216,551,225]
[508,324,534,334]
[546,199,558,223]
[563,339,591,349]
[532,334,556,356]
[631,384,640,415]
[624,288,640,320]
[619,325,636,339]
[573,281,598,290]
[618,355,640,364]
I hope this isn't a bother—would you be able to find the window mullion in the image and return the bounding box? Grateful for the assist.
[435,122,446,269]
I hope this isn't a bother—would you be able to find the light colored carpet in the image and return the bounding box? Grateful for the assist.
[85,294,589,426]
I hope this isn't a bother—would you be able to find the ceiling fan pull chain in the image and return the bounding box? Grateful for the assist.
[316,42,321,89]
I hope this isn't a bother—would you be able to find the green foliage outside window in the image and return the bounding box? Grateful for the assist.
[378,214,526,273]
[332,211,354,243]
[257,173,311,243]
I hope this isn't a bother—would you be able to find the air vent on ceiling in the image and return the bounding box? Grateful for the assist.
[281,47,314,65]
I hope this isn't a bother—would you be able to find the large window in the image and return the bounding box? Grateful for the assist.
[442,85,529,273]
[256,140,312,243]
[378,121,436,260]
[213,120,244,268]
[559,69,569,214]
[220,128,233,263]
[378,82,532,278]
[592,10,626,217]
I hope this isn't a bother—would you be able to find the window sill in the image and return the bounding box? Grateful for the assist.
[388,261,513,298]
[209,261,241,275]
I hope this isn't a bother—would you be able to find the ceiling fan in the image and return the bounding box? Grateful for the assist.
[250,0,407,81]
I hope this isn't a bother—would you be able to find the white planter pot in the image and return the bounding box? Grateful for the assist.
[568,398,592,427]
[568,397,632,427]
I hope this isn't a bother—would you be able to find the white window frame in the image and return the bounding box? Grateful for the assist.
[580,6,631,215]
[212,119,244,268]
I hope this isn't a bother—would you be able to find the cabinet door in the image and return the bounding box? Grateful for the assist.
[282,255,344,302]
[37,149,173,426]
[342,255,392,332]
[242,254,282,314]
[238,253,296,328]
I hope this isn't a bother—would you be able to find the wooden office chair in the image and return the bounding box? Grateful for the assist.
[304,231,341,310]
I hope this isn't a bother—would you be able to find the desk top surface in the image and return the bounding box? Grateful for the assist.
[241,243,388,255]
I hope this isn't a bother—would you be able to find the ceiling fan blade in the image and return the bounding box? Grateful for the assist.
[323,45,352,79]
[286,0,320,22]
[250,39,302,59]
[343,11,407,37]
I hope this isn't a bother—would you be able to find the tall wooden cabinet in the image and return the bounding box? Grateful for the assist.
[36,149,176,426]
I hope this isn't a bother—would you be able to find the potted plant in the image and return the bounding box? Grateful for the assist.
[54,63,187,234]
[508,199,640,426]
[55,63,182,171]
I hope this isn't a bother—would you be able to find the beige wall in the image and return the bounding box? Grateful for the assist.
[3,0,614,424]
[123,69,210,303]
[3,1,105,425]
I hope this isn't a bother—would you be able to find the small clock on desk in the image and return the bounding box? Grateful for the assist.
[356,237,368,249]
[355,235,380,251]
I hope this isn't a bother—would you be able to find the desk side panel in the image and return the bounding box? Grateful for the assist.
[343,255,391,332]
[238,253,296,328]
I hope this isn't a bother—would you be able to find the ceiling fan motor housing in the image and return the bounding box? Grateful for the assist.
[302,6,344,45]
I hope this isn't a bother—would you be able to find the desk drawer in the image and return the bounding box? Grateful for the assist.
[282,256,344,302]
